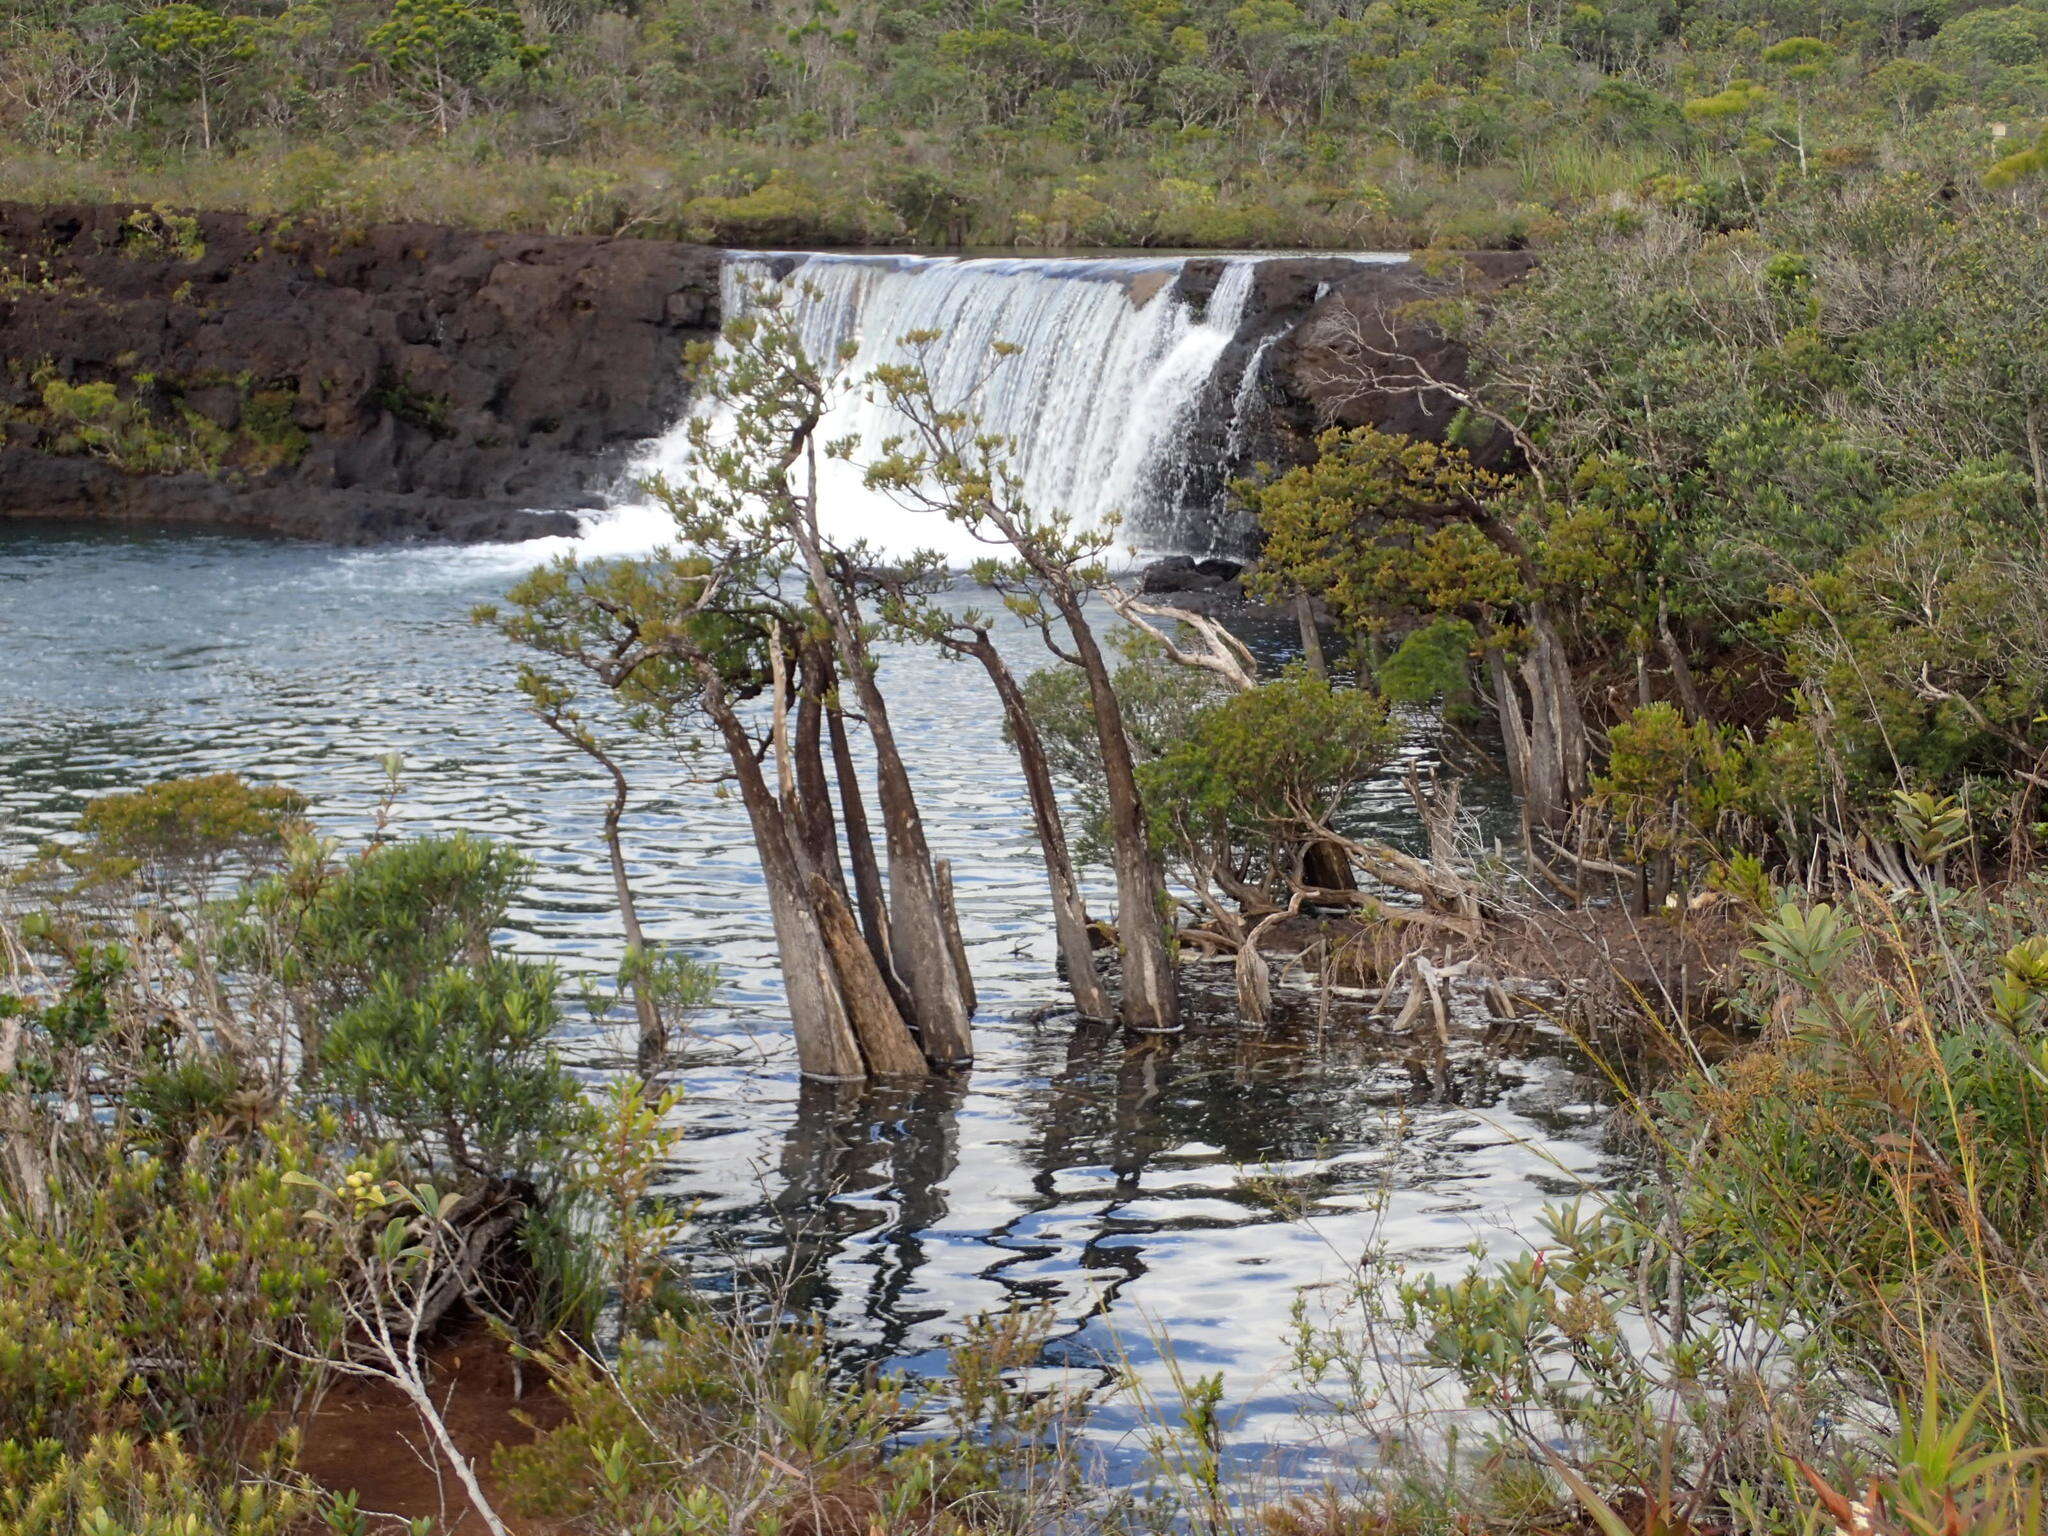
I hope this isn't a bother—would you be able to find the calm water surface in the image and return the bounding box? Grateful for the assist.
[0,517,1616,1482]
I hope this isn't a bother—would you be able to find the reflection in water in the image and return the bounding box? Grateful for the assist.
[0,519,1617,1482]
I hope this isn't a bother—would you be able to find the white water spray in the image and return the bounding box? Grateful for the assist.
[595,252,1259,563]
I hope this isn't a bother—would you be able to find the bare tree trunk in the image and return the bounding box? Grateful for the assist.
[1293,589,1328,679]
[962,634,1113,1021]
[2026,402,2048,527]
[1058,596,1181,1033]
[536,715,663,1068]
[825,693,893,975]
[0,1012,48,1222]
[934,859,977,1015]
[790,643,851,906]
[798,565,974,1065]
[700,670,866,1081]
[773,638,921,1073]
[1486,644,1532,807]
[601,762,665,1070]
[1656,597,1707,722]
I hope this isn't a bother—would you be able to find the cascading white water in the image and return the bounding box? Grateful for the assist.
[612,251,1261,564]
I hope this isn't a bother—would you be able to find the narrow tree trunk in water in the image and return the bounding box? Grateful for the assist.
[826,695,893,976]
[966,635,1113,1021]
[791,645,850,906]
[934,859,977,1015]
[1059,596,1180,1033]
[700,670,866,1081]
[777,641,920,1071]
[800,566,974,1065]
[807,873,928,1076]
[603,766,665,1071]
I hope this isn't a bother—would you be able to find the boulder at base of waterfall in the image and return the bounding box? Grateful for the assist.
[1139,555,1246,594]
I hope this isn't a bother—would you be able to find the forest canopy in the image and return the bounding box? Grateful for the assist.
[0,0,2042,247]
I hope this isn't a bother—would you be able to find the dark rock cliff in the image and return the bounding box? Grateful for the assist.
[0,203,721,543]
[1167,250,1537,553]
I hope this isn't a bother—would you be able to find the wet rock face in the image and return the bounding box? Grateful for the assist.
[0,202,722,544]
[1267,251,1537,446]
[1166,251,1537,554]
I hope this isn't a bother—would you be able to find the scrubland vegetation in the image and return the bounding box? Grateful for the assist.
[13,242,2048,1531]
[9,0,2048,1500]
[0,0,2044,247]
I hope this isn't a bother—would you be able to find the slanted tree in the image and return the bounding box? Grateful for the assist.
[473,606,714,1072]
[685,295,976,1065]
[486,548,924,1081]
[864,335,1182,1033]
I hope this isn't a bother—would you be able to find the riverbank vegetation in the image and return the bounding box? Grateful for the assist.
[1,0,2043,249]
[12,162,2048,1532]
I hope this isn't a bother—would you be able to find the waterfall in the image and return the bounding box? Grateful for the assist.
[622,252,1263,563]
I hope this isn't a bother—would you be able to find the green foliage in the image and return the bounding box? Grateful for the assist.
[318,956,588,1180]
[1141,669,1396,867]
[1242,427,1522,636]
[1297,882,2048,1530]
[2,0,2040,250]
[231,832,528,1020]
[71,773,308,890]
[1592,702,1752,870]
[1379,618,1478,706]
[495,1299,1053,1535]
[0,1121,350,1469]
[20,371,313,482]
[37,378,232,477]
[1019,634,1231,866]
[364,0,544,133]
[1985,125,2048,190]
[0,1435,310,1536]
[117,205,206,263]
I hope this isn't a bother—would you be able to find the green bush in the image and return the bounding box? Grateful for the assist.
[0,1435,309,1536]
[319,956,588,1181]
[230,832,528,1021]
[0,1120,351,1468]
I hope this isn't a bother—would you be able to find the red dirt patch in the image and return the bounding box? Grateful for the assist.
[293,1321,569,1535]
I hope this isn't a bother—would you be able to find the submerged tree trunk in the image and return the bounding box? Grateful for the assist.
[790,643,851,907]
[825,692,894,979]
[699,668,866,1081]
[797,560,974,1066]
[535,715,664,1069]
[934,859,977,1016]
[1058,595,1181,1033]
[959,632,1114,1021]
[773,640,926,1076]
[807,873,928,1076]
[601,762,666,1071]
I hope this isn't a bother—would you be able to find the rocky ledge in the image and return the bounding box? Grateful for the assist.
[1166,250,1537,551]
[0,203,721,544]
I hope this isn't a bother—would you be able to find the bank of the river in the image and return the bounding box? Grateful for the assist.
[0,201,723,542]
